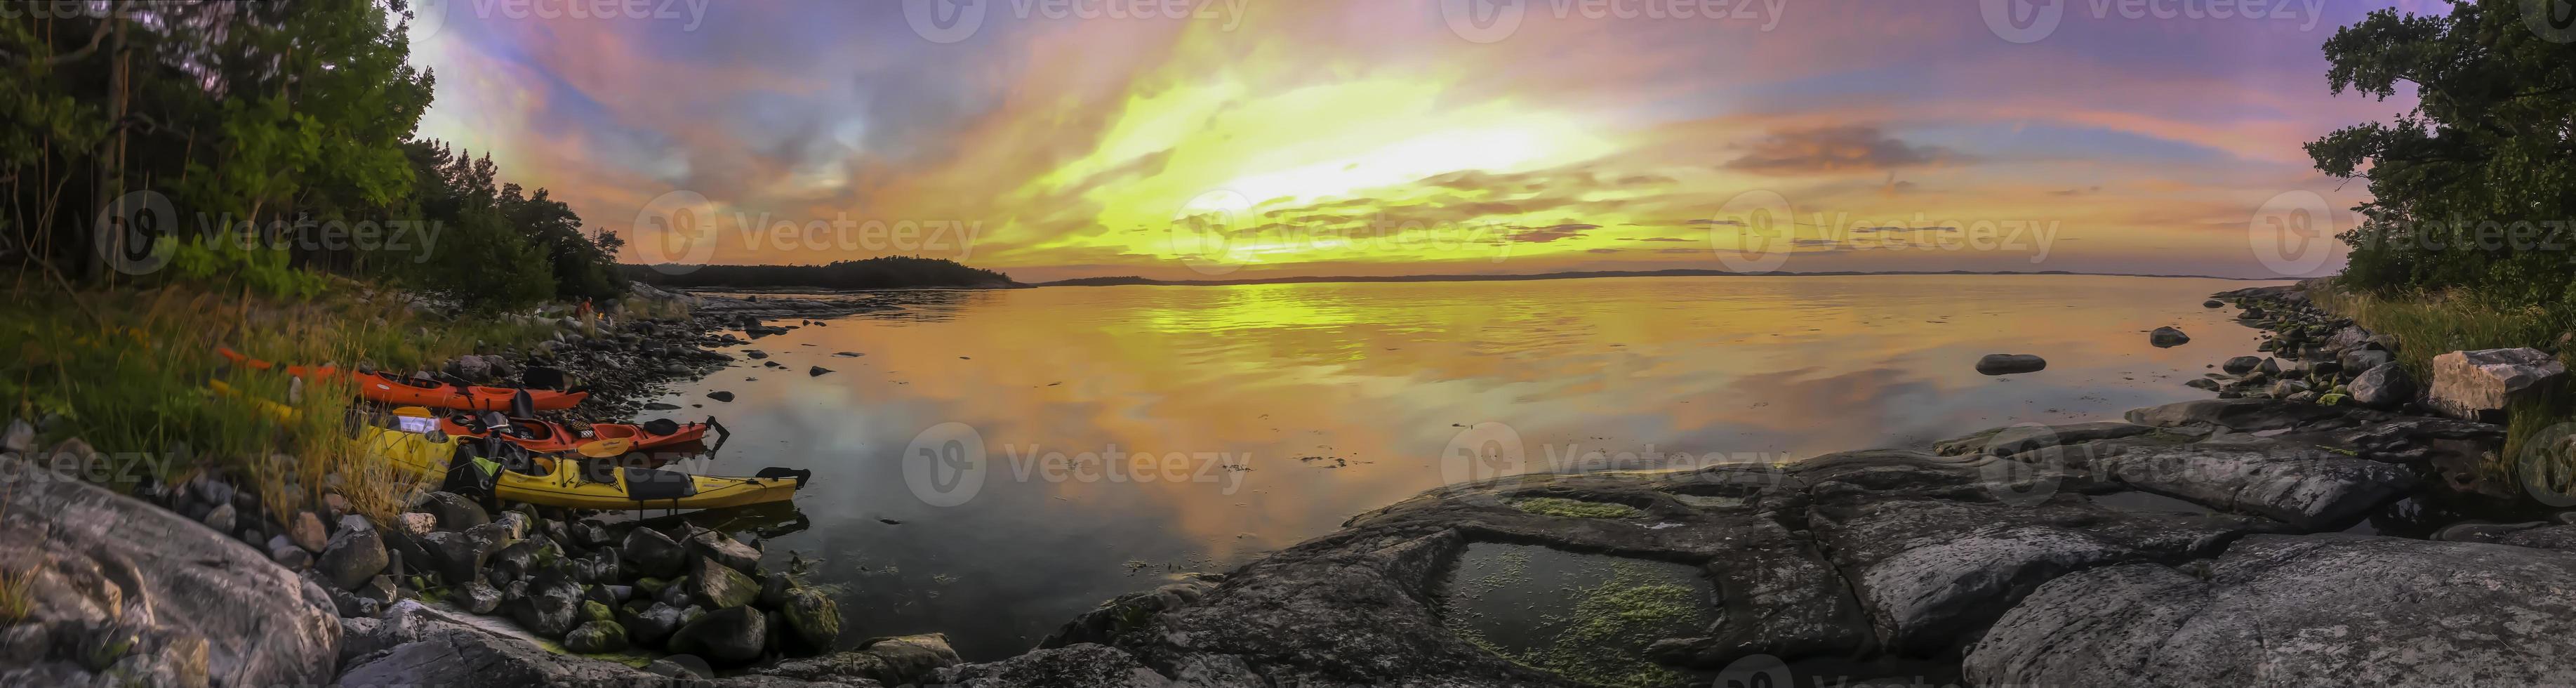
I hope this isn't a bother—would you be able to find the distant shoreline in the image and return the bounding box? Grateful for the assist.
[1028,269,2306,289]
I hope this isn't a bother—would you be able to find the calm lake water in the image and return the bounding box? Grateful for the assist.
[637,274,2276,660]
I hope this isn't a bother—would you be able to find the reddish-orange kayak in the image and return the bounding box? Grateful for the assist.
[218,347,587,411]
[438,414,719,454]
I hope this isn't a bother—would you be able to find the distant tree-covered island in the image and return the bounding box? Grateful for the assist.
[623,256,1020,291]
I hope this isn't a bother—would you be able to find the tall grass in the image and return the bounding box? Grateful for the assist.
[0,280,558,523]
[2306,283,2568,381]
[2310,280,2576,498]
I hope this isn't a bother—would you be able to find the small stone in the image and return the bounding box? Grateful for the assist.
[2222,356,2264,375]
[565,621,630,654]
[315,515,390,591]
[628,603,687,647]
[461,581,503,614]
[583,600,616,624]
[0,418,32,454]
[201,503,237,535]
[706,390,736,402]
[1974,354,2047,376]
[2149,326,2190,348]
[271,545,312,569]
[809,366,834,377]
[288,511,329,553]
[392,512,438,537]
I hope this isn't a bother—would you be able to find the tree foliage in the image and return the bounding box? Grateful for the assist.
[2310,1,2576,315]
[1,1,623,311]
[626,256,1018,291]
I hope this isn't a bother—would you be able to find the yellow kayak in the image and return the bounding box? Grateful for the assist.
[361,425,806,510]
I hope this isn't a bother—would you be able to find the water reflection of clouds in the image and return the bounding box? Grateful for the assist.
[675,274,2282,662]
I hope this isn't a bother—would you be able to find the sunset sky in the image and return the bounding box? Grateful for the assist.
[405,0,2443,282]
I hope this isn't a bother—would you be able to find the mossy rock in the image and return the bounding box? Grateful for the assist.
[780,586,842,651]
[583,600,616,623]
[1507,497,1642,519]
[2318,393,2349,406]
[564,620,630,654]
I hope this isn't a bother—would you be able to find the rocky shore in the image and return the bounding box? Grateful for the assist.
[6,280,2573,687]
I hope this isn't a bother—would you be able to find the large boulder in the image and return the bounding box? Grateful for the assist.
[689,555,762,609]
[2347,362,2415,409]
[2339,347,2395,374]
[688,530,763,574]
[512,577,585,640]
[0,455,340,687]
[419,492,491,531]
[2426,348,2566,422]
[418,523,510,585]
[623,602,687,648]
[1966,536,2576,686]
[778,586,843,651]
[669,606,768,666]
[621,527,686,579]
[314,515,390,591]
